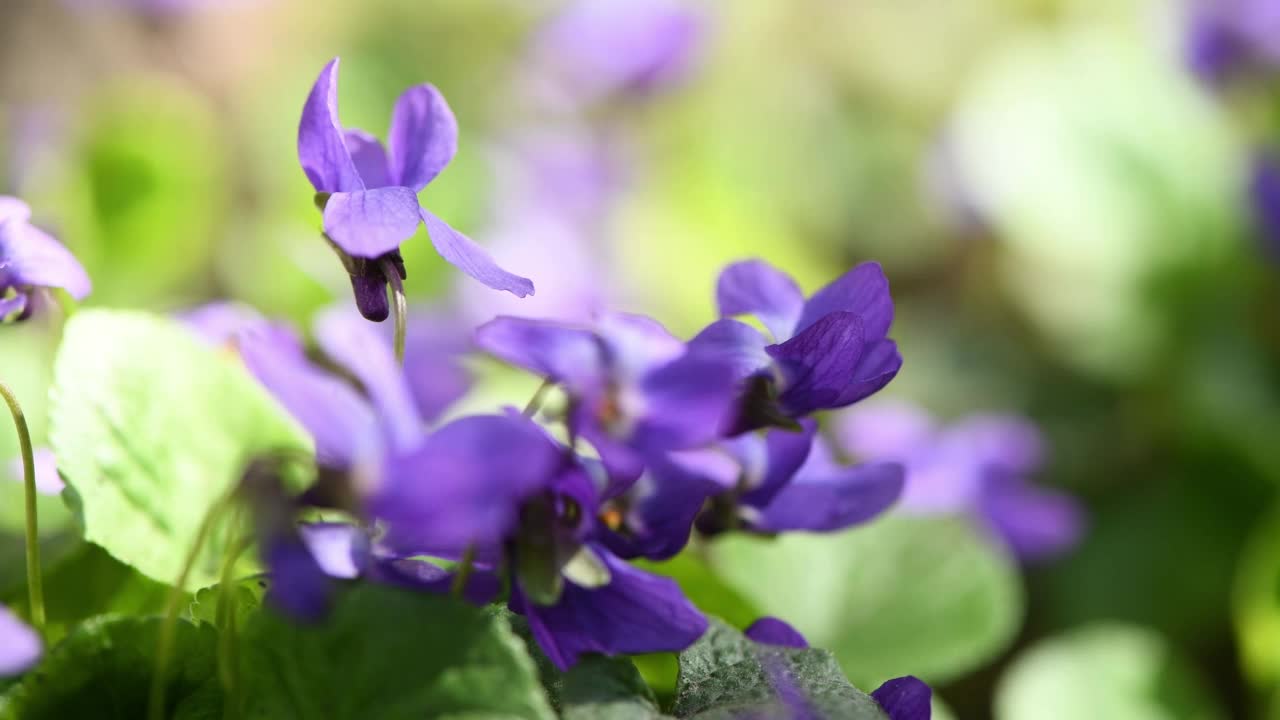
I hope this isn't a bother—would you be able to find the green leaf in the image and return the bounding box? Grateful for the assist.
[237,584,555,720]
[673,620,888,720]
[994,623,1227,720]
[711,514,1023,688]
[0,615,223,720]
[30,79,230,307]
[562,655,668,720]
[1234,507,1280,690]
[2,542,174,643]
[49,310,312,590]
[188,576,267,629]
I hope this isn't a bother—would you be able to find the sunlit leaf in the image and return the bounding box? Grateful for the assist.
[49,310,312,590]
[712,514,1022,688]
[994,623,1226,720]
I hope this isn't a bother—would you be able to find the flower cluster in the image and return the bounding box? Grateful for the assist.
[191,254,909,671]
[0,57,938,719]
[176,59,917,673]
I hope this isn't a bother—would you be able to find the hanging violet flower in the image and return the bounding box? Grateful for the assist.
[298,58,533,321]
[597,426,903,560]
[0,196,90,322]
[475,312,740,482]
[690,259,901,432]
[835,401,1084,562]
[0,604,40,676]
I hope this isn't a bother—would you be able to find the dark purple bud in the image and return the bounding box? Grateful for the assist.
[871,676,932,720]
[744,617,809,649]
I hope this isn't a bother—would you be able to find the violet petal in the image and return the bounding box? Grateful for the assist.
[322,187,423,259]
[420,207,534,297]
[298,58,364,194]
[716,258,805,341]
[388,84,458,192]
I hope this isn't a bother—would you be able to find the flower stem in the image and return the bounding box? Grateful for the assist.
[149,495,231,720]
[451,545,477,599]
[0,381,44,634]
[380,257,407,366]
[523,379,554,418]
[217,531,252,720]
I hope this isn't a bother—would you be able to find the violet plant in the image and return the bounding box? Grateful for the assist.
[0,59,956,720]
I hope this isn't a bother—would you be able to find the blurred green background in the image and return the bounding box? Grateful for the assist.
[3,0,1280,717]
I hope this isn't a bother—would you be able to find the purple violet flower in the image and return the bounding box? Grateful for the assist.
[692,259,901,431]
[835,401,1083,562]
[0,604,40,676]
[298,58,533,321]
[871,676,933,720]
[372,413,567,557]
[183,301,468,480]
[511,542,708,670]
[0,196,90,321]
[1183,0,1280,83]
[193,307,384,475]
[598,427,903,559]
[371,410,707,668]
[475,312,740,482]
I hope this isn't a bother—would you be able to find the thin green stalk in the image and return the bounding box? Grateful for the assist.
[380,257,407,366]
[522,379,554,418]
[451,545,477,598]
[149,495,230,720]
[0,381,44,633]
[217,532,252,720]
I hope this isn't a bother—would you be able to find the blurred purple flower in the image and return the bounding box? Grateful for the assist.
[460,130,619,325]
[744,616,809,649]
[398,312,475,422]
[871,676,933,720]
[1249,152,1280,260]
[692,259,901,428]
[459,217,606,325]
[298,58,532,321]
[7,447,63,495]
[475,312,740,482]
[835,401,1083,562]
[182,303,400,481]
[372,413,566,557]
[211,309,385,474]
[528,0,706,105]
[1184,0,1280,83]
[0,605,40,676]
[0,197,90,321]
